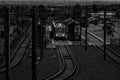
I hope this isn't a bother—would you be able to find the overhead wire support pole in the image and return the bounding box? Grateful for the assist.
[32,6,37,80]
[104,6,107,61]
[79,5,82,45]
[4,6,10,80]
[40,16,44,61]
[22,5,24,34]
[36,6,39,60]
[85,6,88,50]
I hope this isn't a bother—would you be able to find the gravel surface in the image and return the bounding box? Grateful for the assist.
[0,47,60,80]
[0,35,23,67]
[9,48,32,80]
[37,48,60,80]
[88,25,119,43]
[107,44,120,56]
[67,45,120,80]
[87,25,120,58]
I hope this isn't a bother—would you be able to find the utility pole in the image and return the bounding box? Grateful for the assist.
[32,6,37,80]
[22,5,24,34]
[104,6,107,61]
[40,17,44,61]
[4,6,10,80]
[85,6,88,50]
[79,5,82,45]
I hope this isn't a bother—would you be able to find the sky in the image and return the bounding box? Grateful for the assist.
[0,0,120,1]
[0,0,120,5]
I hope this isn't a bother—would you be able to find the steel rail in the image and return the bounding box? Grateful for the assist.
[94,45,120,65]
[81,28,120,65]
[46,46,65,80]
[0,32,31,72]
[64,45,77,80]
[10,37,32,69]
[82,28,110,44]
[81,28,120,58]
[47,45,77,80]
[0,28,31,73]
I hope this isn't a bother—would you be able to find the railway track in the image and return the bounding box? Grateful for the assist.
[81,28,120,65]
[46,45,77,80]
[0,27,32,73]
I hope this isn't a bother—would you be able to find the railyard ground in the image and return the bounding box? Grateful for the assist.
[0,47,60,80]
[68,45,120,80]
[0,44,120,80]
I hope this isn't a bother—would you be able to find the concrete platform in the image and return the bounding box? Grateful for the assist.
[46,40,73,48]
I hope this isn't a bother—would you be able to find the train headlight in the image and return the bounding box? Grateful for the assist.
[62,34,65,36]
[56,34,58,36]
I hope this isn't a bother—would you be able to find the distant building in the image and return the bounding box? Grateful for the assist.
[90,11,116,24]
[90,11,115,18]
[98,11,115,18]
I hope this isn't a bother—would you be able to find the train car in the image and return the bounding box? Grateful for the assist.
[54,22,67,40]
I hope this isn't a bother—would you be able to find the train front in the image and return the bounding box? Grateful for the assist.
[54,22,67,40]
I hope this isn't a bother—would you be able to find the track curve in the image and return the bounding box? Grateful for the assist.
[0,28,32,73]
[46,45,77,80]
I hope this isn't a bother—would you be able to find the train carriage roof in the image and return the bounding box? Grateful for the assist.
[55,23,65,28]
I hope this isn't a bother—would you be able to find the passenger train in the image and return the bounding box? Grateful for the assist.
[53,21,67,40]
